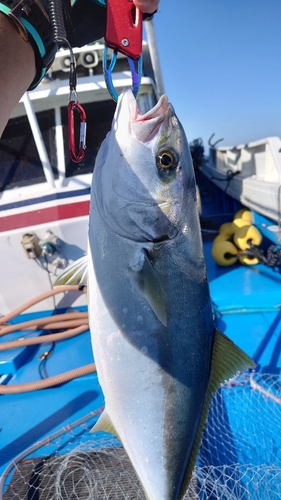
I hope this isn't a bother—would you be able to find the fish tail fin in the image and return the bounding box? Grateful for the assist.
[179,328,256,499]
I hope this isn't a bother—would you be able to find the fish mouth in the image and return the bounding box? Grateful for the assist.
[136,94,170,122]
[122,90,171,143]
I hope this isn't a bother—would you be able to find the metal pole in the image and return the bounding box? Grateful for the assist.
[54,105,66,186]
[145,19,165,97]
[23,92,55,188]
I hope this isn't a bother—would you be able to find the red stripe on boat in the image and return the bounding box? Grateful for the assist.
[0,201,90,232]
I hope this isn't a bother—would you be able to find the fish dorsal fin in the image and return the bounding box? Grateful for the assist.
[179,328,256,499]
[129,250,167,327]
[54,256,88,286]
[90,409,120,440]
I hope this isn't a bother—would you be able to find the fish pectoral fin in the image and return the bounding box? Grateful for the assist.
[129,251,167,327]
[90,409,120,440]
[179,328,256,499]
[54,256,88,286]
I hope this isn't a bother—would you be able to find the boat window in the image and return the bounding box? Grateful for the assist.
[61,99,116,178]
[0,110,57,192]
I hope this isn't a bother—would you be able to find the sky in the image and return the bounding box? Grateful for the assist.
[149,0,281,153]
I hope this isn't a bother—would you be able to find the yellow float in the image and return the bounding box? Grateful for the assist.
[233,224,262,251]
[212,209,262,267]
[232,217,251,229]
[233,208,253,223]
[211,241,238,266]
[219,222,236,235]
[238,254,259,266]
[213,232,232,244]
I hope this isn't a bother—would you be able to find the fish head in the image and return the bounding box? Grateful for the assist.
[94,89,197,244]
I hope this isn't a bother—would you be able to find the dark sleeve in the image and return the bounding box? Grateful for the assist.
[70,0,106,47]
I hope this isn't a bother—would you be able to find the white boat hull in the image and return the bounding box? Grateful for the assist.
[202,136,281,222]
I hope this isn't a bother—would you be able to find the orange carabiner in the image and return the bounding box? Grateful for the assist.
[68,101,87,163]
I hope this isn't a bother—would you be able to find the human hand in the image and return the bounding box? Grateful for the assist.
[133,0,159,14]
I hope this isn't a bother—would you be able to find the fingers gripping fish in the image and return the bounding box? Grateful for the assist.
[55,89,255,500]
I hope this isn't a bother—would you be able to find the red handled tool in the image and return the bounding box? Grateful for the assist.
[104,0,143,101]
[105,0,143,59]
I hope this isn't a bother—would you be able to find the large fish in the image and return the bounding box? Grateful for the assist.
[56,89,255,500]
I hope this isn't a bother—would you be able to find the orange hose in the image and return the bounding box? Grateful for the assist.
[0,312,88,336]
[0,363,96,394]
[0,287,94,393]
[41,319,88,330]
[0,325,89,351]
[0,285,87,325]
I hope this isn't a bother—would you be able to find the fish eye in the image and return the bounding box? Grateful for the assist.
[157,149,178,171]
